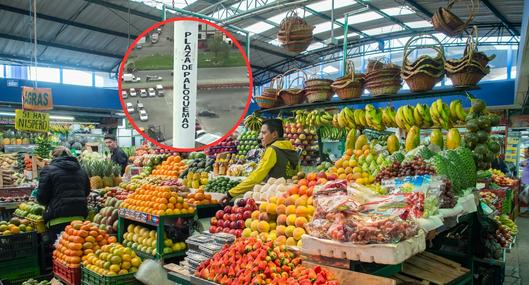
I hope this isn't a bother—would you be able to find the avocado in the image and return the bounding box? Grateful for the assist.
[476,130,489,143]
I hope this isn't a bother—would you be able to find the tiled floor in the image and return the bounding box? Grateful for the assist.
[505,216,529,285]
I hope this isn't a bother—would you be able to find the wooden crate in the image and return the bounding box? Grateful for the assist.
[393,252,470,285]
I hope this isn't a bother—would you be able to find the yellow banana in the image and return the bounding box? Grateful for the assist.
[413,105,423,128]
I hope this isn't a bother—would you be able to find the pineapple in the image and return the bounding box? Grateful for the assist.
[112,165,122,187]
[102,161,114,188]
[89,161,103,189]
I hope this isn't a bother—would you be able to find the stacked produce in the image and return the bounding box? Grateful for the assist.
[82,160,122,189]
[213,153,244,176]
[205,176,240,193]
[284,122,319,166]
[319,126,347,141]
[237,130,260,155]
[376,156,436,183]
[53,220,115,269]
[34,135,53,159]
[119,175,166,192]
[364,60,402,96]
[0,195,31,204]
[243,177,292,201]
[186,188,219,206]
[316,161,333,172]
[184,233,235,274]
[401,34,445,92]
[82,243,142,276]
[14,202,44,221]
[294,109,333,128]
[243,113,263,132]
[463,99,501,170]
[130,153,167,170]
[2,130,32,145]
[122,224,187,256]
[184,171,209,189]
[150,155,187,177]
[205,137,238,157]
[121,184,195,216]
[0,168,18,186]
[210,198,258,237]
[92,197,122,234]
[0,218,34,235]
[492,171,517,187]
[0,153,18,170]
[195,237,339,285]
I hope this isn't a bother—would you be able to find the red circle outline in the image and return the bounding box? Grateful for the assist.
[118,17,253,152]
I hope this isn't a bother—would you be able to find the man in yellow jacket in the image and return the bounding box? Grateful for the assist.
[221,119,300,204]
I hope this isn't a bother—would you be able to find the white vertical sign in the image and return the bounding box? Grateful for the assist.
[173,21,198,148]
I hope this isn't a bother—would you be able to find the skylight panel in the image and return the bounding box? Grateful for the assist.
[307,0,352,12]
[363,24,404,36]
[339,12,383,25]
[313,22,334,34]
[335,32,358,40]
[405,20,433,28]
[306,42,326,51]
[268,9,305,24]
[381,6,415,16]
[245,22,275,34]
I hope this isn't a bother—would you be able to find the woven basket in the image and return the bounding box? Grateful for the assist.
[334,82,364,99]
[255,96,277,109]
[331,61,365,100]
[277,11,314,53]
[278,68,307,105]
[305,78,333,88]
[404,73,442,92]
[367,84,402,97]
[262,75,283,98]
[432,0,477,36]
[448,66,489,87]
[401,34,445,92]
[306,90,333,103]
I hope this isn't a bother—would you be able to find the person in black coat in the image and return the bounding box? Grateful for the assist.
[37,146,90,245]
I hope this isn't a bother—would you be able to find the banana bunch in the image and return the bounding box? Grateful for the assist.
[296,109,333,128]
[353,109,367,128]
[495,214,518,235]
[414,103,433,128]
[365,104,384,131]
[430,99,452,130]
[49,124,71,134]
[320,125,347,141]
[381,106,397,128]
[395,105,416,130]
[243,113,263,131]
[449,99,467,125]
[336,107,356,129]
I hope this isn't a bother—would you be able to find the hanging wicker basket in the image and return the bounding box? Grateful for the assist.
[277,11,314,53]
[262,75,283,98]
[401,34,445,92]
[432,0,478,36]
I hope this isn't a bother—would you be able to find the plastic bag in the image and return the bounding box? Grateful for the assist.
[358,192,425,219]
[312,186,361,219]
[345,213,418,244]
[136,259,173,285]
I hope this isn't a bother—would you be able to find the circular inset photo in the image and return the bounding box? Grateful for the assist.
[119,17,252,152]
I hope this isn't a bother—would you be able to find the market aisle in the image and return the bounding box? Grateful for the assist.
[505,217,529,285]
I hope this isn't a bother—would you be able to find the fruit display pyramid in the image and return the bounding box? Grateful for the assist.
[284,123,319,166]
[237,130,260,156]
[121,184,195,216]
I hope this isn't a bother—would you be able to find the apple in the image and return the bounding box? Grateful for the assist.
[237,199,247,207]
[224,206,232,214]
[235,220,244,229]
[209,226,218,233]
[223,228,231,233]
[243,210,252,220]
[210,217,218,226]
[259,212,269,221]
[230,214,238,222]
[215,210,224,220]
[317,172,327,179]
[327,173,338,180]
[229,229,238,236]
[235,213,243,221]
[217,220,225,228]
[235,229,243,237]
[222,213,230,221]
[246,199,256,208]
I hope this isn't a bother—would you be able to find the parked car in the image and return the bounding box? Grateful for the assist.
[129,88,137,97]
[122,74,140,82]
[156,85,164,96]
[137,102,145,110]
[121,90,128,99]
[140,89,147,98]
[139,109,149,121]
[148,88,156,97]
[146,75,163,82]
[126,102,135,113]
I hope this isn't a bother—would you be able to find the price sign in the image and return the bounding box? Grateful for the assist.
[21,86,53,111]
[15,109,49,132]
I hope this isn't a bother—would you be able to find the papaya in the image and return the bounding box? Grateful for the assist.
[387,135,400,154]
[354,134,368,150]
[446,128,461,149]
[405,127,420,152]
[345,129,357,151]
[430,129,444,150]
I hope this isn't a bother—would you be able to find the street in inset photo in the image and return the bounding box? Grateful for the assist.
[120,19,251,149]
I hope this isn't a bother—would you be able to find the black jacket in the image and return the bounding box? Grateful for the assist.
[111,147,128,175]
[37,156,90,222]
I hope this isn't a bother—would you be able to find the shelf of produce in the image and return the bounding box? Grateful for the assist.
[132,248,187,261]
[255,87,479,114]
[117,209,194,227]
[0,202,23,210]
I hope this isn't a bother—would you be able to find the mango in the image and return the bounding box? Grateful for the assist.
[447,128,461,149]
[405,127,420,152]
[354,134,368,150]
[387,135,400,154]
[430,129,444,150]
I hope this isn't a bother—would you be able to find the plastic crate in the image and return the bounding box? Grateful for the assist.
[81,266,141,285]
[0,231,38,262]
[0,255,40,283]
[53,258,81,285]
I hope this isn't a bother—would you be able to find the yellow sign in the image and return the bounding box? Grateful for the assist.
[15,109,49,132]
[22,86,53,111]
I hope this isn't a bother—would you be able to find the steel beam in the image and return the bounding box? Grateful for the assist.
[355,0,412,31]
[0,32,123,59]
[303,6,374,41]
[401,0,433,18]
[0,53,116,72]
[481,0,520,36]
[83,0,161,21]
